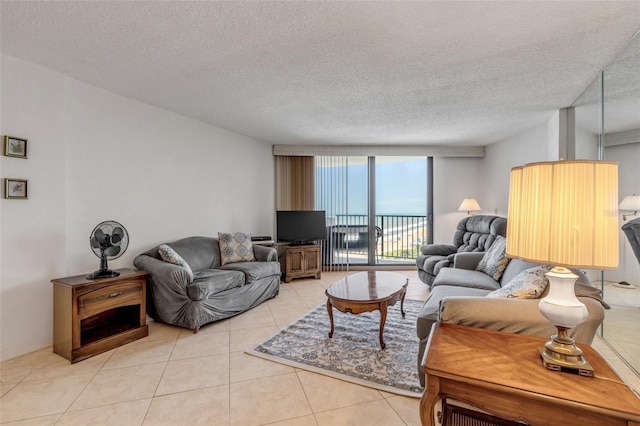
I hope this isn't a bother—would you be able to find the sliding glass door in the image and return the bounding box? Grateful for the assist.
[316,156,370,267]
[375,156,428,265]
[316,155,429,268]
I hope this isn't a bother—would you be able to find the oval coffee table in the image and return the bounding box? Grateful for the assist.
[325,271,408,349]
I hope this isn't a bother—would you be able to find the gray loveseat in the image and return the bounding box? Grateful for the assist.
[134,236,280,332]
[416,215,507,286]
[416,252,606,386]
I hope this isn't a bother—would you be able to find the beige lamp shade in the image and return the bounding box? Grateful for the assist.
[458,198,481,213]
[619,194,640,211]
[506,160,619,270]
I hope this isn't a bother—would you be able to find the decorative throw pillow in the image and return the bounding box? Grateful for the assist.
[158,244,194,279]
[218,232,255,265]
[476,235,509,281]
[487,265,551,299]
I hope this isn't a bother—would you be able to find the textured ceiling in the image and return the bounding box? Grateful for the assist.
[2,1,640,146]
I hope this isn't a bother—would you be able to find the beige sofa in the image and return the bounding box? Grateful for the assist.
[416,252,607,386]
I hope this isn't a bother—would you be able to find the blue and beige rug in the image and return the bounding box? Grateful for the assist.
[247,299,424,397]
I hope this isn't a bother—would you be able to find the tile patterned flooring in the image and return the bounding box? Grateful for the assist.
[1,270,638,425]
[598,280,640,387]
[0,271,429,426]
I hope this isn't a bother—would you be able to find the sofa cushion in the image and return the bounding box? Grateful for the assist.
[453,215,507,252]
[158,244,194,280]
[420,255,450,277]
[186,269,245,300]
[417,285,492,339]
[162,237,219,272]
[487,266,551,299]
[419,245,457,256]
[476,235,509,281]
[432,267,502,291]
[218,232,256,265]
[220,261,281,283]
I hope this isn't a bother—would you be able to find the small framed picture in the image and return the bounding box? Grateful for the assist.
[4,136,28,159]
[4,178,28,199]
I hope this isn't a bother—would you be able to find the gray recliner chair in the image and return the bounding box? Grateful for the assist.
[415,215,507,286]
[622,217,640,274]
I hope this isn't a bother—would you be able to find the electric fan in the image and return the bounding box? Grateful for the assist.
[86,220,129,280]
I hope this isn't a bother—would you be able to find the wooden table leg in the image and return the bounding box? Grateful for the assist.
[420,375,440,426]
[400,287,406,318]
[379,302,387,349]
[326,298,334,338]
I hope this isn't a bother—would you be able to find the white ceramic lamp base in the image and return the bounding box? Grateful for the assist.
[538,267,594,377]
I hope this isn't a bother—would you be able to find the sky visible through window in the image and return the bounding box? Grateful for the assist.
[316,157,427,216]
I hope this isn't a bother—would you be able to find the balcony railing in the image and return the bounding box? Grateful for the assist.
[324,214,428,264]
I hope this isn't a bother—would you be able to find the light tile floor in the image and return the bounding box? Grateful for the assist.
[0,271,429,426]
[599,281,640,379]
[1,270,638,425]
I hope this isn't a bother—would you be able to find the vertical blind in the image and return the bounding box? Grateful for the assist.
[315,156,351,271]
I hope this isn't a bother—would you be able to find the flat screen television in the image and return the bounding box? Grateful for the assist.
[276,210,326,244]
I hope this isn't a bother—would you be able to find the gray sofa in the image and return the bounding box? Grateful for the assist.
[134,236,280,332]
[416,252,606,386]
[415,215,507,286]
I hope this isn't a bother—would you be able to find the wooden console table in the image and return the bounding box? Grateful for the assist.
[421,323,640,426]
[52,268,148,363]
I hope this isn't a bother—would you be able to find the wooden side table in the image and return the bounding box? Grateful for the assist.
[420,323,640,426]
[52,268,148,363]
[281,244,321,282]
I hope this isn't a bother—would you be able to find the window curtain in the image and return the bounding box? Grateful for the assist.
[275,156,315,210]
[315,156,351,272]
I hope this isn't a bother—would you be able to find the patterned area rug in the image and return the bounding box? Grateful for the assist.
[247,299,424,397]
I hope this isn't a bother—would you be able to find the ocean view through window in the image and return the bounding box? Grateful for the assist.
[315,156,429,268]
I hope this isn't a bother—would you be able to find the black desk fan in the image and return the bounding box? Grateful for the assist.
[86,220,129,280]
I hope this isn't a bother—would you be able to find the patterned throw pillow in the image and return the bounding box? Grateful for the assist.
[486,266,551,299]
[476,235,509,281]
[218,232,255,265]
[158,244,194,279]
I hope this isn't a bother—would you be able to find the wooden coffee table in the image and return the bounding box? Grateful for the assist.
[325,271,408,349]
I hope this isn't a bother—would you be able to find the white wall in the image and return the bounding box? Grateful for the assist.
[430,121,551,248]
[432,157,481,244]
[1,56,67,361]
[480,122,550,217]
[0,55,275,360]
[575,127,599,160]
[546,111,560,160]
[63,79,275,273]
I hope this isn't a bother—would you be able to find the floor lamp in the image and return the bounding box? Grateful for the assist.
[506,160,619,376]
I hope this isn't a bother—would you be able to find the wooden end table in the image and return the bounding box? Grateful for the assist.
[325,271,408,349]
[420,323,640,426]
[52,268,149,363]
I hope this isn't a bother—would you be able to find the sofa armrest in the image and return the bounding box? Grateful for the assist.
[134,254,196,326]
[134,255,193,288]
[439,296,604,345]
[253,245,277,262]
[452,252,485,270]
[420,244,457,256]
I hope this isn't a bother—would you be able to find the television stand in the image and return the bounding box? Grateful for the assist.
[281,244,321,283]
[288,240,315,246]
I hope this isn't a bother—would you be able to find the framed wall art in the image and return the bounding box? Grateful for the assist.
[4,178,29,199]
[4,135,28,159]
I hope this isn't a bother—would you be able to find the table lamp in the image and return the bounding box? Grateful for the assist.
[506,160,618,376]
[619,194,640,221]
[458,198,481,216]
